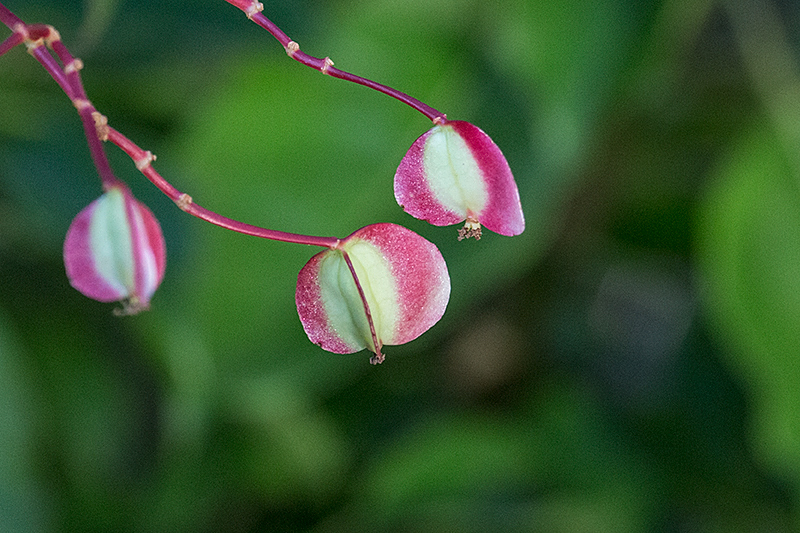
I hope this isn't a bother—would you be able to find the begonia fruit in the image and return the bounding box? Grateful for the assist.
[394,120,525,240]
[63,185,166,314]
[296,223,450,364]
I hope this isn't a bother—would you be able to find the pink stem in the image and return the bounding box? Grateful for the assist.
[223,0,446,123]
[0,3,20,29]
[341,251,384,364]
[106,127,340,248]
[0,29,21,55]
[44,30,121,189]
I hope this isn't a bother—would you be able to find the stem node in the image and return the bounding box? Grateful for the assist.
[285,40,299,58]
[44,25,60,46]
[135,151,156,171]
[72,97,91,111]
[321,56,334,75]
[11,21,26,38]
[64,57,83,74]
[245,1,264,20]
[24,37,43,54]
[176,193,193,212]
[91,111,109,141]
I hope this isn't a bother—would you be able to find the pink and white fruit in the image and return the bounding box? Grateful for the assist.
[296,223,450,364]
[63,185,166,314]
[394,120,525,240]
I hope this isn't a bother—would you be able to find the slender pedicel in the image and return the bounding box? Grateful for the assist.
[223,0,446,122]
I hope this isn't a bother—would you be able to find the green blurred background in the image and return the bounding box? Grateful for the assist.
[2,0,800,530]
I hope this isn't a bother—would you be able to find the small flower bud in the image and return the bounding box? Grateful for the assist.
[63,185,166,314]
[394,120,525,239]
[296,223,450,364]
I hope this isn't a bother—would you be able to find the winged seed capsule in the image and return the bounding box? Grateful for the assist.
[394,120,524,240]
[296,223,450,364]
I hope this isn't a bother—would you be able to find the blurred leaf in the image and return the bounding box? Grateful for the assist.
[698,123,800,489]
[0,311,54,533]
[76,0,120,52]
[228,375,351,503]
[339,380,651,533]
[488,0,657,171]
